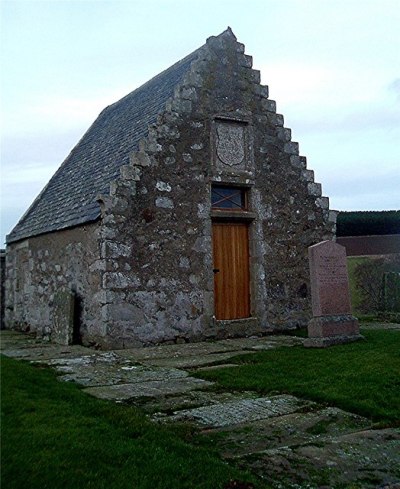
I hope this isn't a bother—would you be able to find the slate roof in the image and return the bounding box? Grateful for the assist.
[7,47,201,244]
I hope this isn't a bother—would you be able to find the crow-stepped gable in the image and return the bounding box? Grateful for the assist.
[5,28,336,347]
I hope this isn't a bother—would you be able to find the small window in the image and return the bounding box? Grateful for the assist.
[211,185,247,210]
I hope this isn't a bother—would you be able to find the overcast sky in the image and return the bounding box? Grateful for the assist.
[1,0,399,246]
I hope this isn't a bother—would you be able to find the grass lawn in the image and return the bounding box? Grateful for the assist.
[0,355,261,489]
[196,328,400,426]
[2,328,399,489]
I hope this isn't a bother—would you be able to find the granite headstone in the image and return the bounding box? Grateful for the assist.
[304,240,362,347]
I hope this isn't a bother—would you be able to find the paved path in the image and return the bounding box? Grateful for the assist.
[1,328,399,489]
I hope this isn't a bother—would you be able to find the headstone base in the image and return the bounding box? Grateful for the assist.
[304,334,364,348]
[304,314,363,348]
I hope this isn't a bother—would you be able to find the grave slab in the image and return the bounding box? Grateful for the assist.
[83,377,213,401]
[168,395,315,428]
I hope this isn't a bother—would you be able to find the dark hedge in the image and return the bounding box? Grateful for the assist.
[336,211,400,237]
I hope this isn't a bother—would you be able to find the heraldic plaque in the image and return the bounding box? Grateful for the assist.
[215,120,249,172]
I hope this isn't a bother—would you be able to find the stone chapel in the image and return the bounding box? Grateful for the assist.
[5,28,336,347]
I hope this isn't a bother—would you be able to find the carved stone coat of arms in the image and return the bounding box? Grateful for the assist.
[216,122,246,168]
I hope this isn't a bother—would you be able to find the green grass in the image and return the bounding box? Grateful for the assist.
[0,355,262,489]
[196,329,400,425]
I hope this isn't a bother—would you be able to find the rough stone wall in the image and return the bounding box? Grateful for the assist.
[0,250,5,329]
[5,223,102,344]
[95,30,336,347]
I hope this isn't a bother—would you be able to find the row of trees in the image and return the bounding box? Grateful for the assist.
[337,211,400,237]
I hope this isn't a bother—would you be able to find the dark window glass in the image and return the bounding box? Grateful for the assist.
[211,186,247,210]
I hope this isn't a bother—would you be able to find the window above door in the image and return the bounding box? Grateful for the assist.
[211,185,248,211]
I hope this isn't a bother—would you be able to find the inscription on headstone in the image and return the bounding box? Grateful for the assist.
[52,289,75,345]
[305,241,362,348]
[309,241,352,316]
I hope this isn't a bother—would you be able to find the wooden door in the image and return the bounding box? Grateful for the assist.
[212,222,250,320]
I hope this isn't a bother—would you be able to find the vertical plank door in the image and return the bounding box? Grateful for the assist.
[212,222,250,320]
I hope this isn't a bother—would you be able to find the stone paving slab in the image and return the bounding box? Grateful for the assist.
[114,335,304,364]
[42,352,191,387]
[1,344,95,360]
[167,394,315,428]
[141,390,260,416]
[201,406,372,458]
[139,351,255,369]
[114,342,236,362]
[218,336,304,350]
[2,328,399,489]
[237,428,400,489]
[83,377,213,401]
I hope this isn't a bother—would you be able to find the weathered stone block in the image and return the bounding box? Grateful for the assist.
[284,142,299,155]
[155,197,174,209]
[277,127,292,142]
[120,165,141,181]
[302,169,314,182]
[129,151,152,167]
[262,99,276,112]
[316,197,329,210]
[52,289,75,345]
[307,183,322,197]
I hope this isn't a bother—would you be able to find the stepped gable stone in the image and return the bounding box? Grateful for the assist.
[6,48,201,244]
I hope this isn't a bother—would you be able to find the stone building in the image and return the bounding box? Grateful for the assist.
[5,29,336,348]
